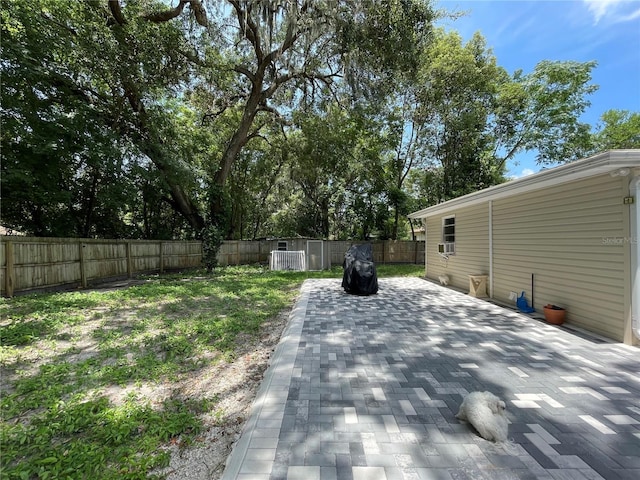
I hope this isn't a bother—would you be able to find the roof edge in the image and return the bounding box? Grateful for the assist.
[408,149,640,219]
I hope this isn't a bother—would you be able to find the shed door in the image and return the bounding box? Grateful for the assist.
[307,240,323,271]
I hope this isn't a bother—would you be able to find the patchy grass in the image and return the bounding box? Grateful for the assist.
[0,264,423,479]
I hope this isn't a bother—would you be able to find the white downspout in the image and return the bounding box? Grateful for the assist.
[489,200,493,298]
[423,219,428,277]
[630,176,640,340]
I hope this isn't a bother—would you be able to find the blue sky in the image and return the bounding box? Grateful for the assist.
[437,0,640,178]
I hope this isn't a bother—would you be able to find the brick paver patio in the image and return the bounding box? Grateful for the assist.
[222,277,640,480]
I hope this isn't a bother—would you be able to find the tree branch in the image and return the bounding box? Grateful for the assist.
[108,0,209,27]
[262,12,329,75]
[230,0,263,62]
[108,0,127,25]
[190,0,209,27]
[234,65,256,84]
[41,12,78,36]
[246,131,267,142]
[263,19,302,66]
[143,0,187,23]
[262,69,339,101]
[201,95,247,125]
[495,135,526,170]
[257,103,278,116]
[141,0,208,26]
[177,48,205,66]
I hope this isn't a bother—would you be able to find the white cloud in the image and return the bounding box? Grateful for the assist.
[583,0,640,24]
[584,0,617,23]
[509,168,536,180]
[619,7,640,22]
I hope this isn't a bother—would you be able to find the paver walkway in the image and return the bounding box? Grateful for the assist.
[222,277,640,480]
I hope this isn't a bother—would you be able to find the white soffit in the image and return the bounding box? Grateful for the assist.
[408,150,640,219]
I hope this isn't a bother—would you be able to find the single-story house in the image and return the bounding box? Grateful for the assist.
[408,150,640,345]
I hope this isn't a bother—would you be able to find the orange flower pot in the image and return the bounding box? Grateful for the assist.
[543,305,566,325]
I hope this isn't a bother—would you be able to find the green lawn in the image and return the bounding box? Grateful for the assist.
[0,264,424,479]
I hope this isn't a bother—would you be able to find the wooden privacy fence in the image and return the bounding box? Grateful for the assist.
[1,236,424,297]
[1,237,202,297]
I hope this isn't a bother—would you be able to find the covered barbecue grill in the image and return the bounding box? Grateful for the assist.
[341,243,378,295]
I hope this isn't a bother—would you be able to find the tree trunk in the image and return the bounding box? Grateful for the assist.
[216,90,262,183]
[320,197,330,238]
[210,92,261,222]
[130,135,204,232]
[81,171,100,238]
[108,19,206,235]
[392,204,399,240]
[119,82,206,233]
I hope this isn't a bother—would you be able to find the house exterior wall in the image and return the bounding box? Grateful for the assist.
[423,173,629,342]
[492,174,628,341]
[412,151,640,344]
[425,203,490,291]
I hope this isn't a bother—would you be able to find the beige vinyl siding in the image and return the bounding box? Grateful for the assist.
[425,203,489,291]
[492,174,626,341]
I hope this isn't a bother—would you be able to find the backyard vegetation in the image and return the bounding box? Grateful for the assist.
[5,0,631,244]
[0,264,424,479]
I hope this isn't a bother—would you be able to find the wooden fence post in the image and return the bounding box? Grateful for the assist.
[5,240,15,298]
[79,242,87,288]
[126,241,132,278]
[159,242,164,273]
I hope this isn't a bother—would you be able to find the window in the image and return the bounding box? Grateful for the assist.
[439,216,456,254]
[277,241,288,251]
[442,216,455,243]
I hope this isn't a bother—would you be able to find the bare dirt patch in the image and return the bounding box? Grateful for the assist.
[152,307,291,479]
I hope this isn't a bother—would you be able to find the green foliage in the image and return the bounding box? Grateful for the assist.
[1,0,617,242]
[289,105,363,238]
[226,133,291,239]
[403,30,600,211]
[1,394,201,479]
[201,224,225,271]
[406,30,509,203]
[1,0,125,236]
[1,0,203,238]
[338,0,437,97]
[505,60,598,165]
[591,109,640,151]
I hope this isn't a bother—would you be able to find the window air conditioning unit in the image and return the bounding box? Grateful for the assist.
[438,243,455,254]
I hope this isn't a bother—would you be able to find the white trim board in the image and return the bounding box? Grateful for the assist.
[409,150,640,219]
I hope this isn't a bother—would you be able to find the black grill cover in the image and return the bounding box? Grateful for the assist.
[342,244,378,295]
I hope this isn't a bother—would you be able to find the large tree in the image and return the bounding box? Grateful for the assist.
[1,0,207,236]
[2,0,439,243]
[2,1,609,243]
[408,30,599,208]
[285,102,389,239]
[412,30,508,202]
[494,59,598,167]
[190,0,438,231]
[226,126,290,239]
